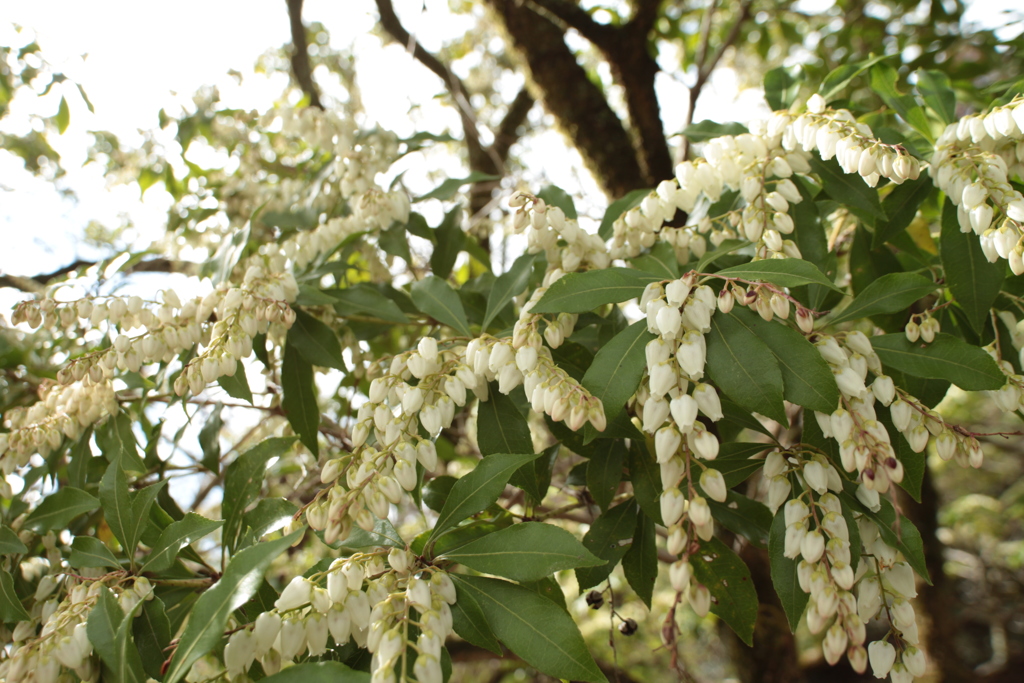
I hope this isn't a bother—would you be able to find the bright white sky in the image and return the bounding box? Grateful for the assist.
[0,0,1018,287]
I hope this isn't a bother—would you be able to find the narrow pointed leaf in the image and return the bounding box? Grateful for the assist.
[622,512,658,607]
[587,438,625,511]
[576,500,638,590]
[870,333,1004,391]
[329,284,409,324]
[598,189,648,240]
[288,309,345,369]
[113,602,147,683]
[141,513,224,573]
[451,575,607,683]
[133,598,172,680]
[222,437,297,552]
[0,526,27,555]
[810,156,886,223]
[531,268,662,314]
[769,511,809,631]
[411,275,472,336]
[581,320,655,441]
[714,258,842,293]
[940,199,1003,334]
[483,252,539,329]
[630,241,679,279]
[450,579,503,654]
[0,570,29,623]
[440,522,602,581]
[163,530,303,683]
[829,272,937,325]
[428,452,541,544]
[261,662,370,683]
[628,441,663,525]
[70,536,121,569]
[873,176,934,248]
[95,411,146,473]
[706,312,788,425]
[689,536,759,646]
[281,344,320,456]
[24,487,99,534]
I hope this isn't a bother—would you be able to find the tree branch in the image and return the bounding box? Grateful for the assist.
[0,258,187,293]
[285,0,323,109]
[528,0,615,49]
[628,0,662,37]
[492,86,535,164]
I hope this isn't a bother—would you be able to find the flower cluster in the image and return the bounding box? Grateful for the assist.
[513,271,579,350]
[930,96,1024,272]
[219,551,456,683]
[509,192,610,272]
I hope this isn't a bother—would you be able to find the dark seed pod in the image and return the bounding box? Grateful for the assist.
[618,618,638,636]
[586,590,604,609]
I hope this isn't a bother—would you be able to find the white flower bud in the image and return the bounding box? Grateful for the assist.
[699,468,728,502]
[688,583,711,617]
[661,488,686,527]
[868,640,896,679]
[670,559,692,592]
[275,576,312,612]
[800,529,825,563]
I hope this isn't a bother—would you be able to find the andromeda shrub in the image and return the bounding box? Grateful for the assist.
[2,60,1024,683]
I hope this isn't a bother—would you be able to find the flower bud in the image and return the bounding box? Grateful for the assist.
[868,640,896,679]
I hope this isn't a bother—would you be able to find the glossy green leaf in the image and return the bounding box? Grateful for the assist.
[87,588,127,678]
[100,462,165,564]
[809,156,886,224]
[940,199,1004,334]
[0,570,29,623]
[476,388,533,456]
[511,444,558,504]
[243,498,297,542]
[329,284,408,324]
[430,205,465,279]
[133,598,172,680]
[141,513,224,573]
[450,579,503,654]
[689,536,758,646]
[707,491,772,549]
[440,522,602,581]
[537,184,578,219]
[622,511,658,607]
[870,333,1005,391]
[628,441,663,524]
[219,367,254,404]
[281,344,320,457]
[580,320,655,441]
[870,62,934,141]
[818,53,892,102]
[416,172,500,201]
[0,526,27,555]
[428,452,541,544]
[95,411,146,473]
[23,487,99,534]
[163,530,303,683]
[763,65,801,110]
[483,252,539,329]
[198,403,223,473]
[914,70,956,125]
[873,176,934,248]
[725,308,840,413]
[222,437,297,552]
[450,575,607,683]
[829,272,937,325]
[630,240,680,279]
[576,500,637,590]
[695,239,746,272]
[410,275,472,336]
[334,516,405,549]
[768,511,809,631]
[113,601,147,683]
[714,258,841,292]
[598,188,648,240]
[261,662,370,683]
[531,268,662,314]
[288,309,345,369]
[706,311,788,425]
[682,119,750,141]
[587,438,625,511]
[70,536,120,569]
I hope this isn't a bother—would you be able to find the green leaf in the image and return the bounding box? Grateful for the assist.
[829,272,937,325]
[416,172,500,202]
[281,343,320,457]
[333,516,405,550]
[96,411,146,473]
[379,220,412,263]
[628,441,663,524]
[428,453,542,544]
[410,275,472,336]
[587,438,626,512]
[244,498,298,542]
[450,575,607,683]
[23,487,100,534]
[476,389,533,456]
[682,119,750,141]
[598,189,648,240]
[0,570,29,623]
[576,500,637,590]
[261,662,370,683]
[100,463,165,564]
[914,70,956,125]
[113,601,147,683]
[580,320,655,441]
[768,511,809,631]
[714,258,842,293]
[622,512,658,607]
[87,588,126,677]
[531,268,662,314]
[288,310,345,369]
[695,239,746,273]
[725,308,840,413]
[870,333,1005,391]
[430,205,465,279]
[940,199,1004,334]
[706,312,788,425]
[70,536,121,569]
[537,184,578,219]
[222,437,297,552]
[870,62,934,141]
[483,252,539,329]
[423,476,456,513]
[450,579,503,654]
[0,526,27,555]
[219,369,253,405]
[873,176,934,248]
[818,53,893,102]
[840,486,929,582]
[134,598,172,679]
[707,491,772,548]
[329,284,408,324]
[511,444,558,504]
[809,156,886,224]
[141,513,224,573]
[763,66,801,110]
[630,240,680,279]
[198,403,223,474]
[877,411,925,503]
[689,536,759,646]
[440,522,602,581]
[163,530,303,683]
[55,95,70,133]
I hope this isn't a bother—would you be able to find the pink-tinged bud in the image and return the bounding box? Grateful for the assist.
[796,307,814,333]
[718,288,735,314]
